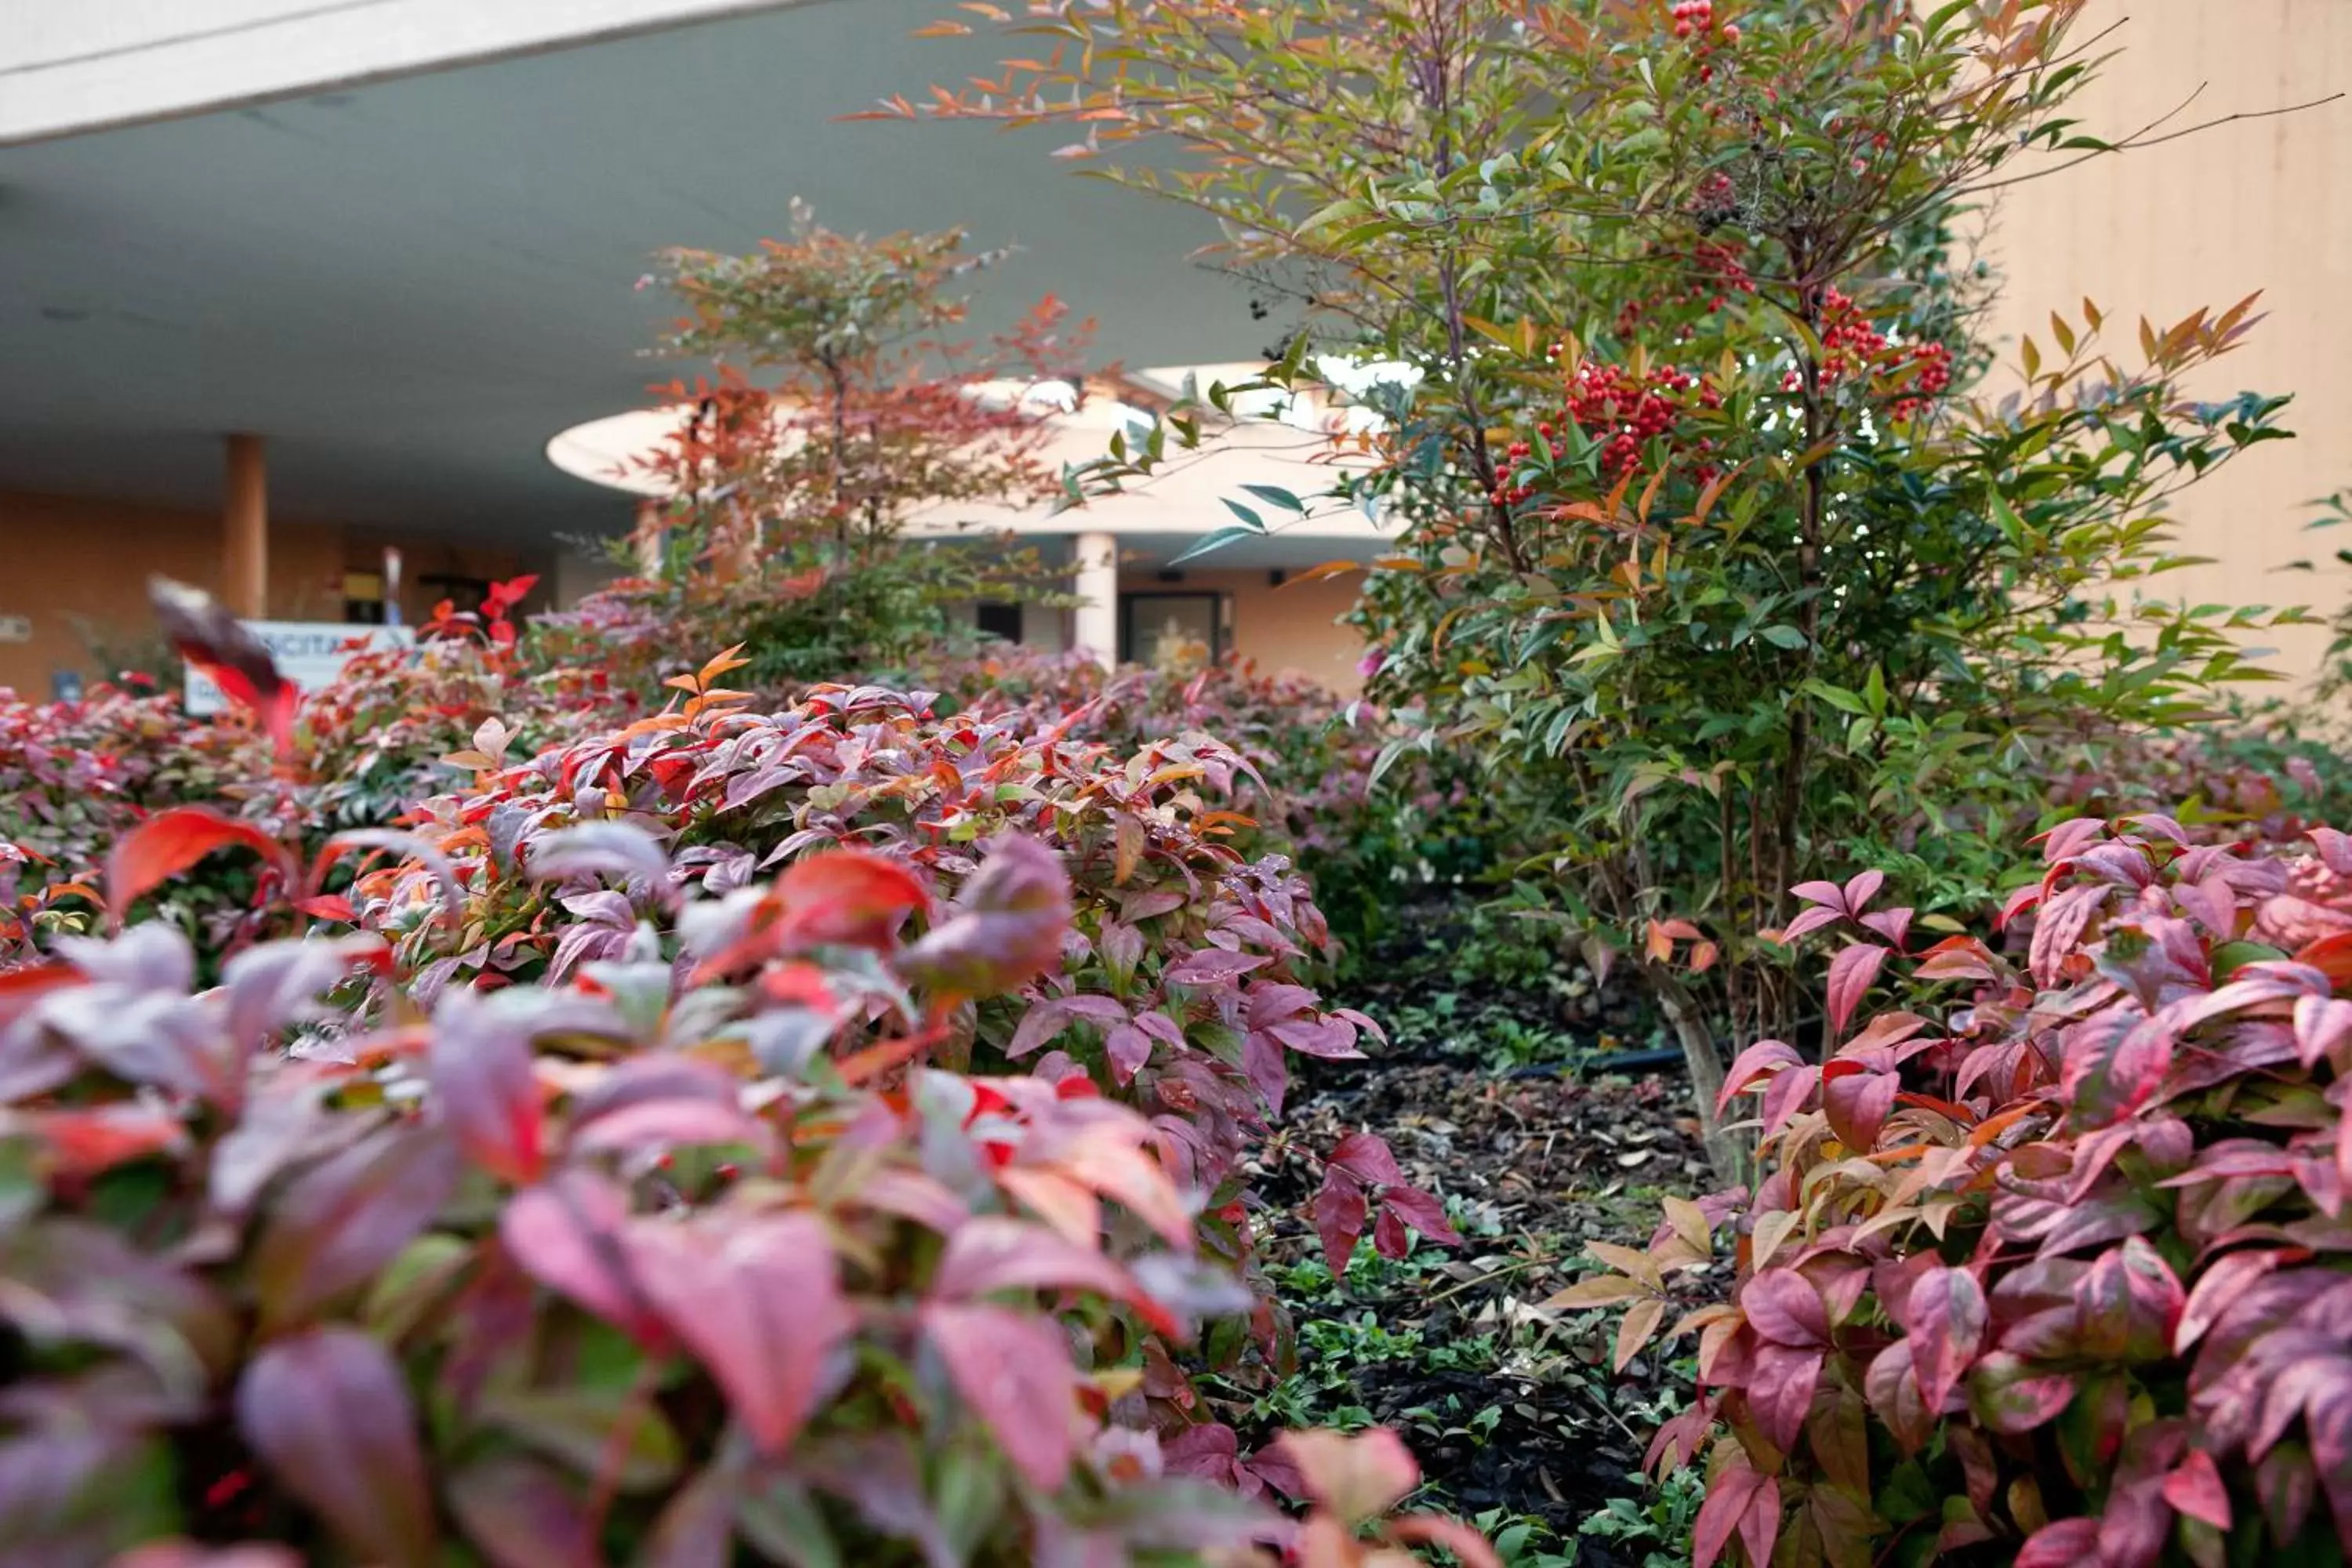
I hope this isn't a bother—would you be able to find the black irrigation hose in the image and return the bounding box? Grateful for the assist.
[1503,1046,1687,1080]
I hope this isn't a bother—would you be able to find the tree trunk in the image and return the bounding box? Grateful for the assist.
[1652,970,1752,1188]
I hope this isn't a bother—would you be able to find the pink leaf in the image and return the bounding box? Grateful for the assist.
[1842,869,1886,914]
[2161,1449,2233,1530]
[1165,948,1272,985]
[1104,1022,1152,1084]
[1742,1269,1831,1347]
[924,1301,1080,1491]
[2293,996,2352,1069]
[1717,1039,1804,1113]
[1749,1343,1824,1452]
[627,1210,851,1456]
[1789,880,1848,913]
[251,1124,459,1334]
[1966,1351,2078,1434]
[499,1170,667,1347]
[1777,906,1845,943]
[928,1215,1142,1308]
[1824,944,1890,1041]
[237,1327,437,1568]
[2178,1249,2293,1354]
[1693,1460,1777,1568]
[1906,1266,1987,1413]
[428,997,545,1186]
[1859,906,1914,950]
[1273,1428,1419,1526]
[445,1455,604,1568]
[2015,1519,2099,1568]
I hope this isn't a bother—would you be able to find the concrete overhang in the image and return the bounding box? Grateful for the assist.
[0,0,1269,549]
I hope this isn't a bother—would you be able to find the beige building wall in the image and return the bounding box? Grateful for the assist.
[0,490,520,695]
[1174,569,1369,698]
[1980,0,2352,688]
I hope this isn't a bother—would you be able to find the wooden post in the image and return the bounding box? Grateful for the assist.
[223,434,267,617]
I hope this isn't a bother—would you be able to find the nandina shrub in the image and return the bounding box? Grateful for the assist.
[2044,720,2351,858]
[1566,815,2352,1566]
[0,821,1495,1567]
[294,583,638,833]
[893,646,1486,957]
[347,662,1457,1399]
[0,677,280,960]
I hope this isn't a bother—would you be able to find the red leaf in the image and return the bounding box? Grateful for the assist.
[428,996,546,1186]
[1328,1130,1406,1186]
[1824,943,1890,1041]
[499,1170,667,1347]
[924,1301,1080,1490]
[2161,1448,2233,1530]
[1693,1460,1777,1568]
[236,1327,437,1568]
[1381,1184,1462,1248]
[1906,1266,1988,1414]
[627,1210,851,1456]
[24,1105,185,1180]
[772,848,929,952]
[151,575,297,754]
[1313,1167,1370,1276]
[1822,1069,1898,1152]
[107,806,290,924]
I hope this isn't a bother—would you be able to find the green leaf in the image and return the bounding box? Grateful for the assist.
[1172,525,1263,564]
[1759,625,1809,651]
[1240,483,1307,514]
[1219,497,1267,529]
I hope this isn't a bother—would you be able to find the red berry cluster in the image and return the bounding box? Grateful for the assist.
[1776,286,1955,419]
[1613,241,1759,339]
[1559,359,1723,483]
[1670,0,1739,81]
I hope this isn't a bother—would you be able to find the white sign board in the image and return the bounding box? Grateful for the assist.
[183,622,413,716]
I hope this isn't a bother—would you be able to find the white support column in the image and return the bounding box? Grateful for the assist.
[1074,531,1119,670]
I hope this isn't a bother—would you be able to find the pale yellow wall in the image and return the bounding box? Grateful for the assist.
[1160,569,1369,697]
[0,490,519,695]
[1980,0,2352,687]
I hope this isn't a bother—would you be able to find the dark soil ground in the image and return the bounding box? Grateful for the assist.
[1240,900,1732,1559]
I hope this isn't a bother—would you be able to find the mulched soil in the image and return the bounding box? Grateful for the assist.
[1244,906,1733,1548]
